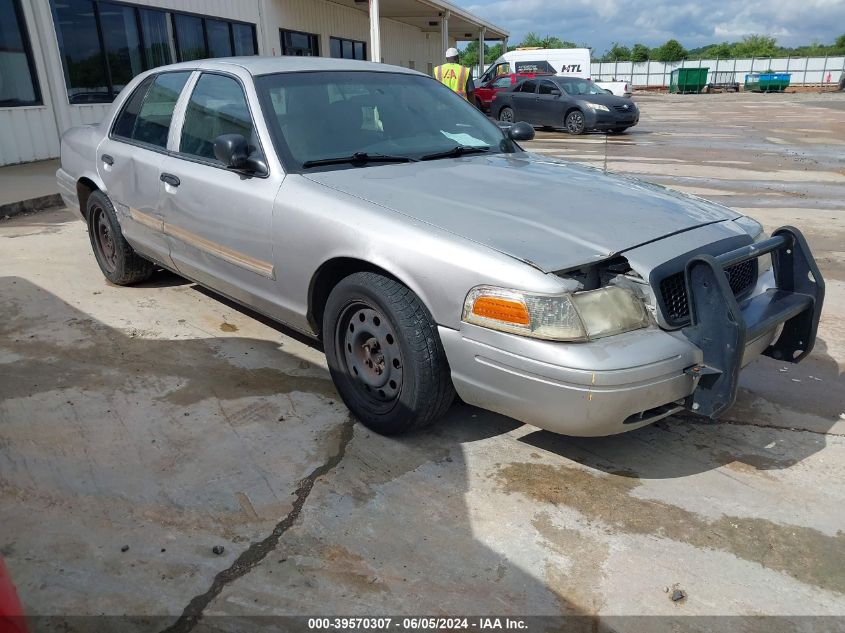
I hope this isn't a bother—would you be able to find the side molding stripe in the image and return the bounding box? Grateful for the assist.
[129,208,274,279]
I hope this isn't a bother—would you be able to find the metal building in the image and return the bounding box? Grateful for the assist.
[0,0,508,166]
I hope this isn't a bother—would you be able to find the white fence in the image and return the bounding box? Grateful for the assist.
[590,56,845,87]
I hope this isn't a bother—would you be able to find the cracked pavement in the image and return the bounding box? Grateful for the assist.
[1,92,844,631]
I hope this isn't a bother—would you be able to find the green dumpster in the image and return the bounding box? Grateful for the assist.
[669,67,709,94]
[744,73,791,92]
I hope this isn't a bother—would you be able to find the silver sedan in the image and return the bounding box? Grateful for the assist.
[57,57,824,437]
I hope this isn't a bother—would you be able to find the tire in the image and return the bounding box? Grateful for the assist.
[498,106,514,123]
[565,110,586,135]
[323,272,455,435]
[86,190,154,285]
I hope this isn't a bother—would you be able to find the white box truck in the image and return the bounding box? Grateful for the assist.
[481,48,632,97]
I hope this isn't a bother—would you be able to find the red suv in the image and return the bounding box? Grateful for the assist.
[474,72,553,113]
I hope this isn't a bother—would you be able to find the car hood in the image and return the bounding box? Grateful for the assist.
[303,153,739,272]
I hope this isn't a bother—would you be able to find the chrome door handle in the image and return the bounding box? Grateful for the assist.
[160,173,180,187]
[101,154,114,165]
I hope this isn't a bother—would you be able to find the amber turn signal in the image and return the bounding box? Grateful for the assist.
[471,296,531,326]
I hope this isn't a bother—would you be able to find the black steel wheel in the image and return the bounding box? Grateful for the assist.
[323,272,454,435]
[340,304,404,406]
[92,206,117,274]
[498,106,514,123]
[565,110,586,135]
[86,190,154,285]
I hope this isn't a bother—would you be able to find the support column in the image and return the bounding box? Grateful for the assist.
[441,10,450,57]
[369,0,381,62]
[478,28,486,77]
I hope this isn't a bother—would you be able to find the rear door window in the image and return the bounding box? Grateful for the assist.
[112,72,191,149]
[517,80,538,93]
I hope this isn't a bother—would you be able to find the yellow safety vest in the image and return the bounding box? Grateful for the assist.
[434,63,470,99]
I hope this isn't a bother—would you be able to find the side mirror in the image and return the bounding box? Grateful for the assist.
[213,133,268,176]
[214,134,249,169]
[508,121,535,142]
[550,89,562,97]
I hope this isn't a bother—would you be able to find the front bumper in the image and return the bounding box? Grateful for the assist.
[584,107,639,130]
[441,226,824,436]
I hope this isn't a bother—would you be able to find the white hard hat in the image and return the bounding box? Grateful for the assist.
[445,47,459,58]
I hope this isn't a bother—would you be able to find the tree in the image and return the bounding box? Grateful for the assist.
[515,33,576,49]
[459,40,479,67]
[652,39,687,62]
[732,34,777,57]
[835,33,845,53]
[705,42,733,58]
[631,43,650,62]
[601,42,631,61]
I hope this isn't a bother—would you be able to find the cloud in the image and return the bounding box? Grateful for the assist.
[461,0,845,53]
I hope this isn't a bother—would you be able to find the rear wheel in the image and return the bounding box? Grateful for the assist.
[87,190,154,285]
[323,272,454,435]
[565,110,586,135]
[498,106,514,123]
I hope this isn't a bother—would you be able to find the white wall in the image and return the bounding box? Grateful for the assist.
[591,56,845,87]
[0,0,60,166]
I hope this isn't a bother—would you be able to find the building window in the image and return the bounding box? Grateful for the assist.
[51,0,257,104]
[280,29,319,57]
[138,8,174,69]
[98,2,144,94]
[330,36,366,61]
[232,23,256,56]
[0,0,42,106]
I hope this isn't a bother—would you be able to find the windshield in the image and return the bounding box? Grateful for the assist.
[255,71,515,170]
[556,78,607,96]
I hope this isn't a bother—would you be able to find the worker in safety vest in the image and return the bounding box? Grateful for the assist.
[433,47,475,101]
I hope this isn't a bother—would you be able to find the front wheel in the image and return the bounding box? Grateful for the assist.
[565,110,586,135]
[498,106,514,123]
[323,272,455,435]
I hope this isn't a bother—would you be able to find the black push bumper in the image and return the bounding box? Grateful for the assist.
[682,226,825,417]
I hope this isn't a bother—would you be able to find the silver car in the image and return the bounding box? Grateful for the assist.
[56,57,825,437]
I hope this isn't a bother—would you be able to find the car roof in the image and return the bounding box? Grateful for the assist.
[147,56,422,77]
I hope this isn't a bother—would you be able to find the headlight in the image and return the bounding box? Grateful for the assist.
[734,215,764,241]
[462,285,650,342]
[733,215,771,273]
[585,103,609,112]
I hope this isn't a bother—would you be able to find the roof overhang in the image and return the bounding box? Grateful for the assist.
[330,0,509,40]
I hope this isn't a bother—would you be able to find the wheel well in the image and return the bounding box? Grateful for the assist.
[564,107,582,120]
[77,177,99,221]
[307,258,400,337]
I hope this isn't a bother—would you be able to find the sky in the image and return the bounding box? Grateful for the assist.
[458,0,845,54]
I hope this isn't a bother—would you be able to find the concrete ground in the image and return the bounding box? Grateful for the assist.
[1,92,844,631]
